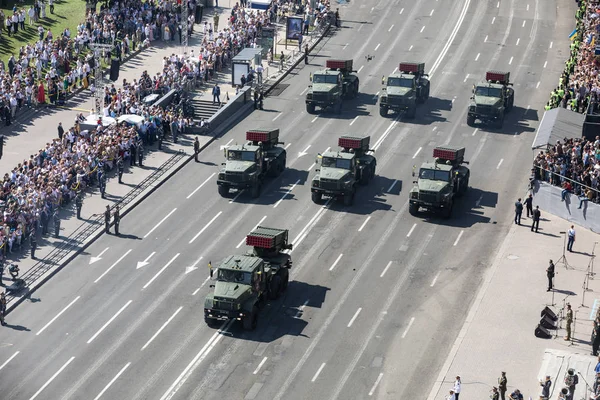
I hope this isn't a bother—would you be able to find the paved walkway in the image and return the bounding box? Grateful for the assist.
[428,210,600,400]
[0,4,327,301]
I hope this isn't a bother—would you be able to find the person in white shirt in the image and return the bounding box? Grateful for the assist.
[567,225,576,252]
[454,376,461,400]
[447,389,456,400]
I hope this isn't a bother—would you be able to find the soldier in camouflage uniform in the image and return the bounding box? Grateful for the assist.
[565,303,573,341]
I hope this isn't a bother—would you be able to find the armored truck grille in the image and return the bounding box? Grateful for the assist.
[419,191,438,203]
[312,93,329,102]
[387,95,404,105]
[213,300,235,311]
[320,178,338,191]
[475,105,494,115]
[225,172,245,182]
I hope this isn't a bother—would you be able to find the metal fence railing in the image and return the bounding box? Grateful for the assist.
[532,165,600,200]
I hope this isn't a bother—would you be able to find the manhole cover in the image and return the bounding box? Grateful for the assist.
[269,83,290,97]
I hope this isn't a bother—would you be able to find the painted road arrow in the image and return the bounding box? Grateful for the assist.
[185,256,203,275]
[137,252,156,269]
[297,145,311,158]
[89,248,109,265]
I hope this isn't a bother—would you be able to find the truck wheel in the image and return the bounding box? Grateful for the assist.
[379,106,388,117]
[268,275,282,300]
[443,202,453,219]
[312,192,322,204]
[218,185,229,197]
[359,168,369,185]
[280,155,287,172]
[406,106,416,119]
[507,94,514,112]
[242,306,258,331]
[251,182,261,198]
[466,115,476,127]
[353,80,359,98]
[409,203,419,215]
[343,192,354,206]
[306,103,316,114]
[281,269,289,291]
[463,175,470,194]
[335,101,342,114]
[425,83,430,100]
[370,164,376,180]
[205,317,218,327]
[496,114,504,129]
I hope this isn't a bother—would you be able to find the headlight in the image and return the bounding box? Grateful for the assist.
[218,173,225,180]
[469,105,476,112]
[411,192,418,199]
[381,96,387,102]
[344,180,352,187]
[312,179,319,188]
[307,93,313,99]
[236,303,241,310]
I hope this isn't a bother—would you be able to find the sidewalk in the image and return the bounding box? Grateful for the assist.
[428,213,600,400]
[0,4,331,308]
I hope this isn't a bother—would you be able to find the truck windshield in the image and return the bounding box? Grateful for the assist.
[387,77,414,88]
[321,157,351,170]
[228,150,256,162]
[419,169,451,182]
[218,269,251,284]
[313,74,339,84]
[474,86,502,98]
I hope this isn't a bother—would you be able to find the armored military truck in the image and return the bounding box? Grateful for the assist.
[379,62,430,118]
[311,135,376,206]
[305,59,359,114]
[409,146,470,218]
[467,71,514,128]
[217,129,286,198]
[204,226,293,330]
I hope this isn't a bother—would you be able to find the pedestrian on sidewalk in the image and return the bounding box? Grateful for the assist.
[531,206,541,232]
[212,84,221,105]
[29,229,37,259]
[547,259,555,291]
[453,376,461,400]
[514,198,523,225]
[567,225,576,252]
[104,205,111,234]
[117,157,124,184]
[539,375,551,399]
[57,122,64,140]
[525,193,533,217]
[75,191,83,219]
[114,206,120,236]
[194,137,200,162]
[138,144,144,167]
[565,303,573,341]
[53,210,60,238]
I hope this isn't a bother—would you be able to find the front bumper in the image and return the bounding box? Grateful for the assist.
[217,179,252,189]
[468,111,501,123]
[409,199,449,212]
[204,308,247,321]
[380,101,411,111]
[312,187,352,197]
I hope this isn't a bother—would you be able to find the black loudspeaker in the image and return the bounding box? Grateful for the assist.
[541,306,558,321]
[109,59,120,82]
[535,324,552,339]
[540,315,557,330]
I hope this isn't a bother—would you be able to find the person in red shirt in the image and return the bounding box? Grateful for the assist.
[562,180,573,201]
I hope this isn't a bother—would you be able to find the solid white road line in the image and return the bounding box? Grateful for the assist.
[536,81,540,89]
[94,249,132,283]
[372,119,398,151]
[509,56,513,65]
[543,61,547,68]
[407,223,417,237]
[291,199,331,249]
[284,143,291,150]
[463,74,469,82]
[492,16,496,24]
[401,317,415,338]
[189,212,223,243]
[237,215,268,248]
[527,4,530,11]
[549,41,553,48]
[141,306,183,351]
[357,65,364,73]
[37,296,81,335]
[420,26,425,33]
[272,112,282,121]
[295,299,310,318]
[358,216,371,232]
[29,356,75,400]
[89,247,109,264]
[143,254,180,290]
[329,254,343,271]
[87,300,132,344]
[160,320,232,400]
[253,357,268,375]
[311,363,326,382]
[484,35,488,43]
[93,362,131,400]
[228,190,244,203]
[300,87,309,95]
[516,38,520,46]
[430,0,471,77]
[274,180,301,208]
[497,1,499,7]
[399,8,404,14]
[349,116,359,126]
[342,43,349,50]
[387,179,398,193]
[430,272,440,287]
[144,208,177,238]
[472,128,478,136]
[475,53,480,61]
[187,173,216,199]
[496,159,504,169]
[347,308,362,328]
[369,373,384,396]
[0,351,19,371]
[311,116,318,123]
[192,287,201,296]
[453,230,464,246]
[430,9,435,16]
[374,43,381,51]
[380,261,392,278]
[408,45,413,51]
[388,24,394,32]
[412,147,422,159]
[522,20,526,27]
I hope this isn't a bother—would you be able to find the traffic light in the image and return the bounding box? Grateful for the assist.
[0,135,5,160]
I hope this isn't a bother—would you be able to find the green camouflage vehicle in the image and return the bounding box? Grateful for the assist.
[467,71,515,128]
[204,226,293,330]
[217,129,286,198]
[379,62,430,119]
[311,136,376,206]
[305,59,359,114]
[409,146,470,218]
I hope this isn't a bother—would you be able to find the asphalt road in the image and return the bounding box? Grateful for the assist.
[0,0,565,399]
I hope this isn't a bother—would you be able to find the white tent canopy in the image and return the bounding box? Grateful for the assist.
[117,114,144,127]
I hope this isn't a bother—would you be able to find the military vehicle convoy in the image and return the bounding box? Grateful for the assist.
[379,62,430,118]
[311,135,376,206]
[204,226,293,330]
[409,146,470,218]
[305,59,359,114]
[467,71,514,128]
[217,129,286,198]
